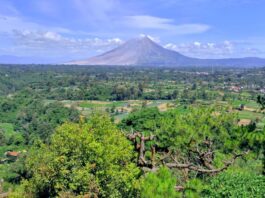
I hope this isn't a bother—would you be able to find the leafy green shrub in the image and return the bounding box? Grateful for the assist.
[140,167,180,198]
[203,171,265,197]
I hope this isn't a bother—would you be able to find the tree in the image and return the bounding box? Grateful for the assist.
[257,95,265,110]
[257,96,265,174]
[15,101,79,144]
[0,129,6,146]
[119,107,161,133]
[191,83,197,90]
[172,90,179,99]
[123,106,248,189]
[18,114,140,197]
[141,101,148,108]
[140,167,180,198]
[203,170,265,197]
[138,82,144,97]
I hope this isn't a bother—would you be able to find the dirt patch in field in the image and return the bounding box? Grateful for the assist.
[238,119,252,126]
[212,112,221,116]
[158,103,169,111]
[116,106,132,113]
[128,100,152,107]
[218,91,225,96]
[64,104,72,108]
[244,107,256,112]
[88,101,111,105]
[144,89,155,93]
[76,107,84,111]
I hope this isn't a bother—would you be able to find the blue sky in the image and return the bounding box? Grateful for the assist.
[0,0,265,62]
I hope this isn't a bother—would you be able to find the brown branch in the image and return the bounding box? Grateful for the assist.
[126,131,156,166]
[144,134,155,141]
[127,132,141,140]
[166,163,192,169]
[175,185,185,191]
[157,150,172,162]
[127,131,248,176]
[165,150,249,174]
[142,167,159,173]
[151,146,156,168]
[189,143,216,170]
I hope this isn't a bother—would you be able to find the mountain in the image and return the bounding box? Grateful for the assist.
[68,36,265,67]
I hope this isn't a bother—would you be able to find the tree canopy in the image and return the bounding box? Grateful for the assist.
[17,114,140,197]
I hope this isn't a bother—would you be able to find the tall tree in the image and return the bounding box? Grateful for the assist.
[18,114,140,197]
[257,95,265,110]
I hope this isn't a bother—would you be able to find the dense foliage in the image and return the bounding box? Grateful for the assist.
[257,95,265,110]
[15,101,79,144]
[0,65,264,101]
[0,65,264,197]
[14,114,139,197]
[204,170,265,197]
[140,167,179,198]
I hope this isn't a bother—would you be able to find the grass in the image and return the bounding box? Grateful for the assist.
[257,117,265,129]
[79,100,171,109]
[231,100,259,109]
[114,113,129,123]
[175,105,190,114]
[238,110,263,120]
[245,101,260,109]
[146,100,171,107]
[79,101,127,108]
[0,123,15,138]
[231,100,248,107]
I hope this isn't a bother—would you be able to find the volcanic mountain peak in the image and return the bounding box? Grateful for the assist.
[67,36,189,66]
[66,36,265,67]
[123,36,161,50]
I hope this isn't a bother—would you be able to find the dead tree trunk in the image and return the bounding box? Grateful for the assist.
[127,132,155,166]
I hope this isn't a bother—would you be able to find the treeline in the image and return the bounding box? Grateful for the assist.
[0,90,79,145]
[0,65,264,101]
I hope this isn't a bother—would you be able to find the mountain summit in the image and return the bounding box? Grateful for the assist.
[67,36,265,67]
[66,36,197,66]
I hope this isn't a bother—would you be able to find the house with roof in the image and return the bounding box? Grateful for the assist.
[4,151,20,162]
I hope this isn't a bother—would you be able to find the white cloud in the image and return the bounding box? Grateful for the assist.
[126,15,175,29]
[125,15,210,34]
[0,13,125,59]
[10,30,123,57]
[164,40,263,58]
[193,41,201,47]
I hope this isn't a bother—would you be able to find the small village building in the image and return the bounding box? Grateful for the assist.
[4,151,20,162]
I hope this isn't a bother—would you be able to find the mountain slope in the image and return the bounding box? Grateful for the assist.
[67,36,265,67]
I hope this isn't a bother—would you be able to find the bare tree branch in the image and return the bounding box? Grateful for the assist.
[165,150,249,174]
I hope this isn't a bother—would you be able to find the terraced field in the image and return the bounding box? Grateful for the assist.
[59,99,265,127]
[60,100,175,122]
